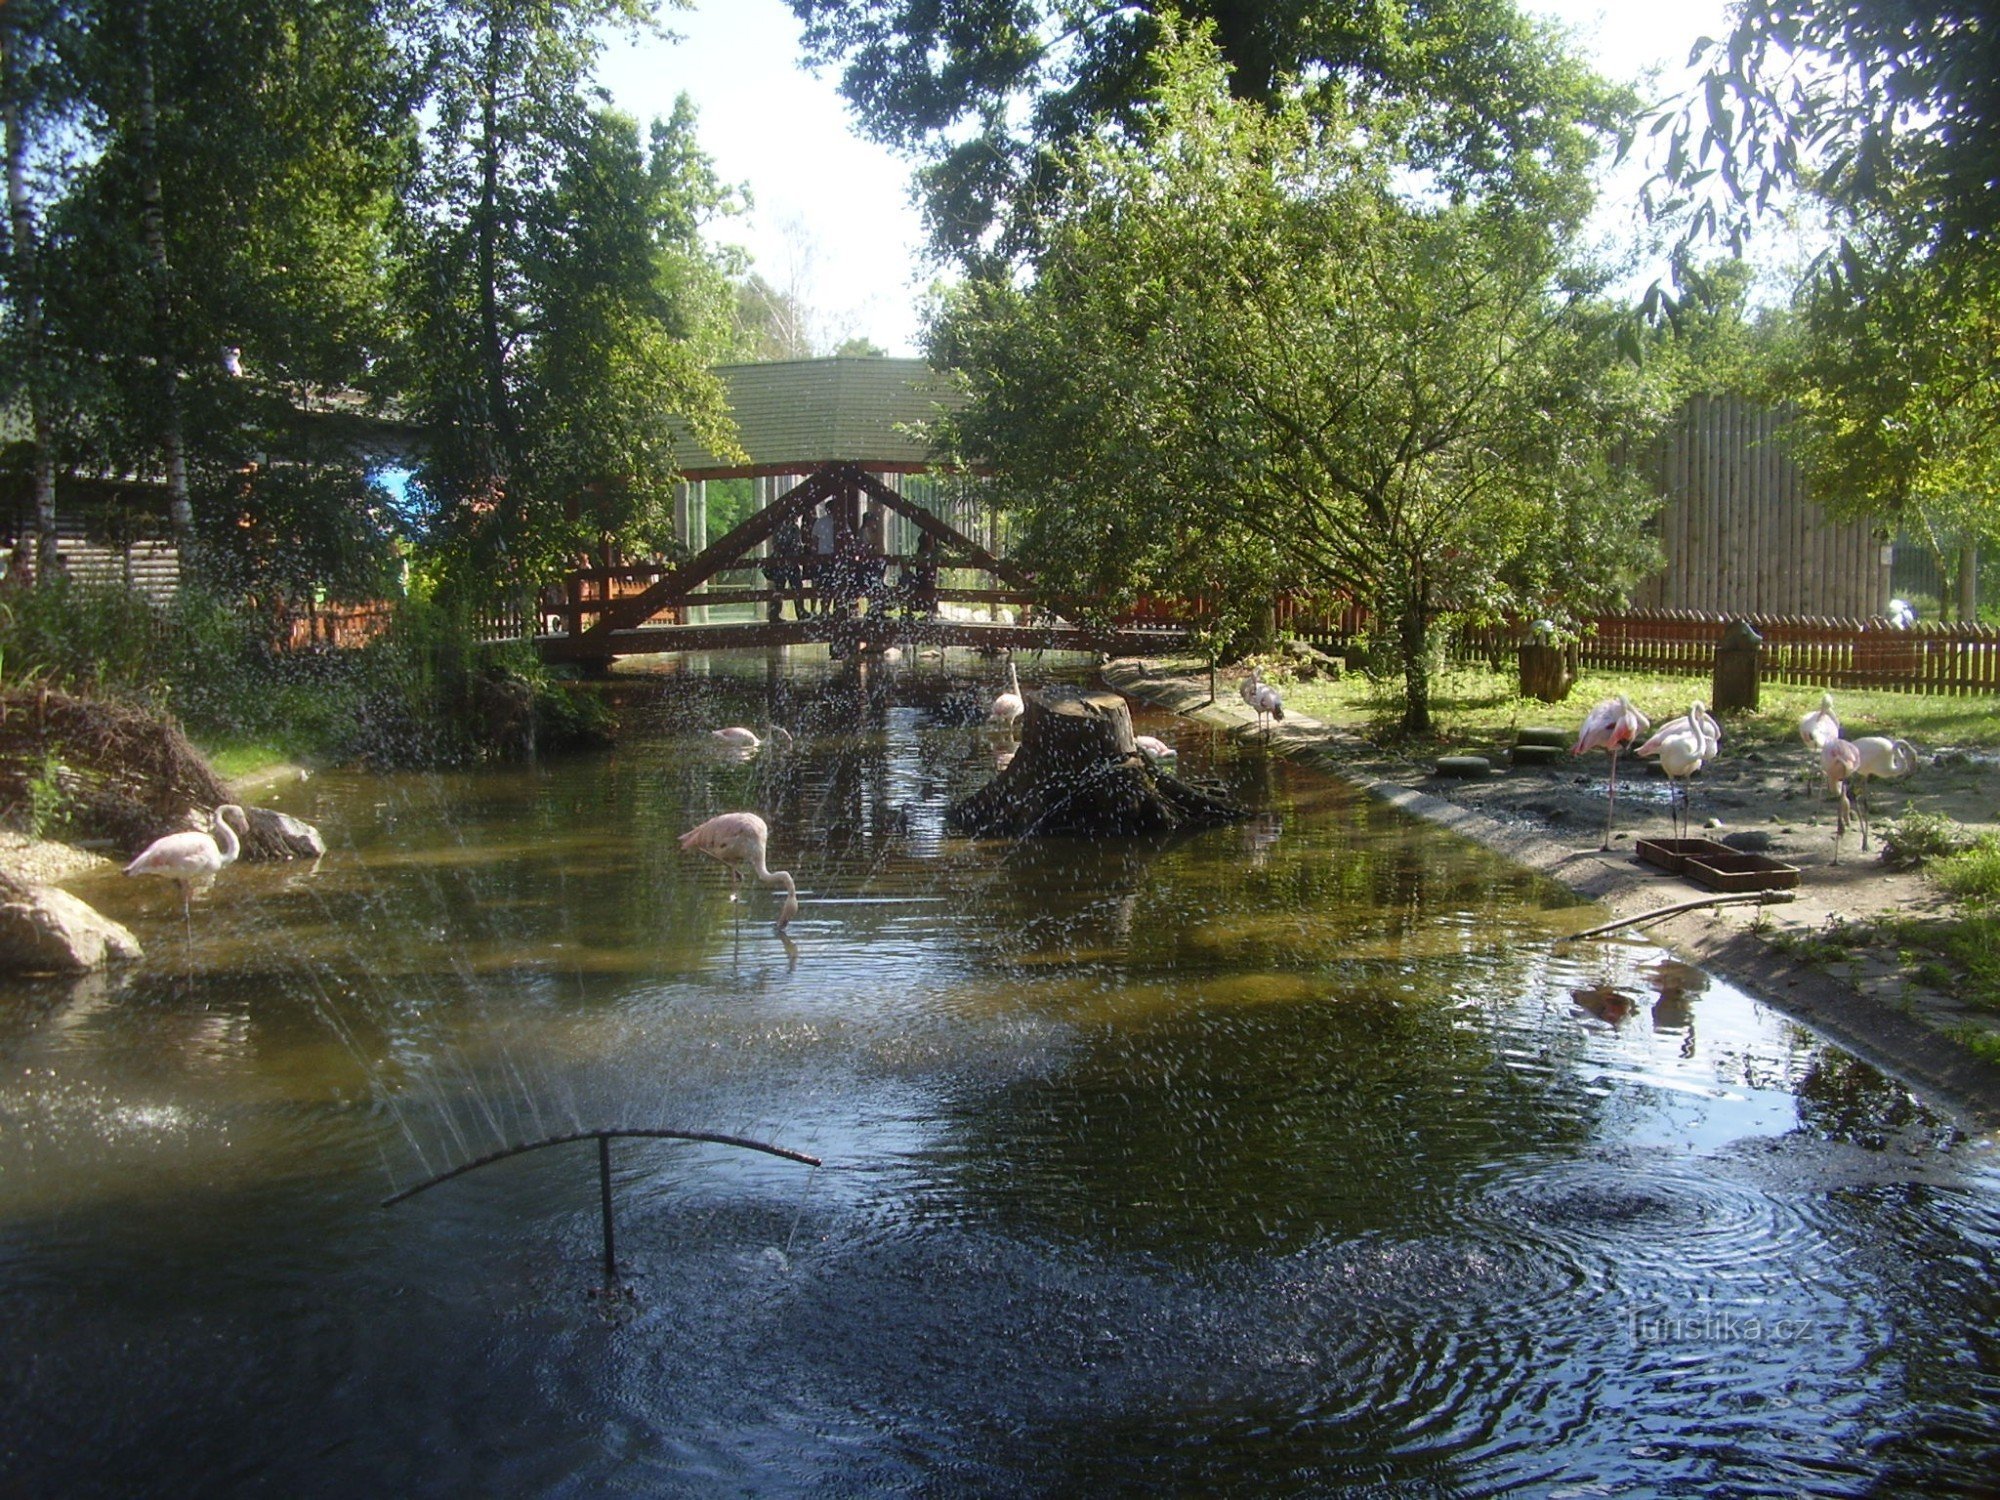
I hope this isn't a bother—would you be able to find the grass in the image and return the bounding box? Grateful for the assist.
[1230,655,2000,754]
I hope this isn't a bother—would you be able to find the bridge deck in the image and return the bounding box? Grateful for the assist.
[537,615,1187,663]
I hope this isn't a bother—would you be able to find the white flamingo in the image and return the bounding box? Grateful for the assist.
[678,811,799,930]
[124,804,249,931]
[1240,666,1284,737]
[1798,692,1840,794]
[710,725,793,753]
[989,660,1024,728]
[1572,694,1651,850]
[1635,701,1720,841]
[1844,734,1920,850]
[1134,734,1177,761]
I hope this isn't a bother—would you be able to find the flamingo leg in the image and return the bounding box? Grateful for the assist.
[1600,749,1620,850]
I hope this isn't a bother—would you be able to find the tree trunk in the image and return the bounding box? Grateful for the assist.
[1957,538,1978,622]
[2,24,58,583]
[946,686,1246,837]
[133,1,193,551]
[1399,598,1432,736]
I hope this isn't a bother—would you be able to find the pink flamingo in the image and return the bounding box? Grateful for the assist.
[678,812,799,930]
[1821,737,1864,862]
[124,804,249,932]
[1572,695,1650,849]
[1798,692,1840,796]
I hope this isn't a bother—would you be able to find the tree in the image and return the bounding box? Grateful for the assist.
[0,0,78,582]
[388,0,741,596]
[27,0,409,587]
[1654,5,2000,615]
[932,31,1663,733]
[1658,1,2000,270]
[789,0,1631,268]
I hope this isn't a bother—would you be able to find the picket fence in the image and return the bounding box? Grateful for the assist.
[1456,610,2000,697]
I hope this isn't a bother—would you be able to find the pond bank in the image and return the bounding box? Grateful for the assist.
[1105,657,2000,1130]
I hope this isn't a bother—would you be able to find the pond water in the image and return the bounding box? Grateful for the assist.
[3,650,1997,1496]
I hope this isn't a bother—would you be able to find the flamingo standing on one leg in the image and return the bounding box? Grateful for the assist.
[1572,695,1651,850]
[124,803,249,935]
[989,659,1024,729]
[1240,666,1285,738]
[1635,701,1721,841]
[678,812,799,930]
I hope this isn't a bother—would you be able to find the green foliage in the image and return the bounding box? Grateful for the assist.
[791,0,1633,268]
[932,29,1665,734]
[1933,840,2000,910]
[389,3,744,601]
[25,752,69,838]
[1878,812,1980,872]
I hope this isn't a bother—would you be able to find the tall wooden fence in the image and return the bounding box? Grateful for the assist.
[1458,610,2000,696]
[1628,395,1886,617]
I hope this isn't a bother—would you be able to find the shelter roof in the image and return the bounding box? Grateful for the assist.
[670,357,964,479]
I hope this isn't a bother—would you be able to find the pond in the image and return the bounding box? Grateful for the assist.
[3,650,1997,1495]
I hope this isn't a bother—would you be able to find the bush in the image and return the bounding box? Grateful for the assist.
[1878,811,1978,870]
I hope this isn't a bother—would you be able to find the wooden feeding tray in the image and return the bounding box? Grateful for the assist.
[1682,849,1800,893]
[1635,837,1734,875]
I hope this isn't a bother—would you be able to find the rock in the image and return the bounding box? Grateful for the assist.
[1723,831,1776,853]
[0,873,142,972]
[242,807,327,861]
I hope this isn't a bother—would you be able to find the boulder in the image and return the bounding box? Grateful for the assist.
[0,873,142,973]
[242,806,327,861]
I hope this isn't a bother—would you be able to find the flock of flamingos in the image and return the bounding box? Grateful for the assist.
[1572,688,1916,860]
[121,658,1916,940]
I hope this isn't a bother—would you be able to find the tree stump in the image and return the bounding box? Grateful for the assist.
[946,687,1247,836]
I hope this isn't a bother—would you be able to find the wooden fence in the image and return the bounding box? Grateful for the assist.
[1628,395,1887,617]
[1457,610,2000,696]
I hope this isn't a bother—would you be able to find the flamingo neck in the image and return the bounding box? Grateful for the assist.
[212,806,242,864]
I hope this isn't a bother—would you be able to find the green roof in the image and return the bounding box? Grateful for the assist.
[671,357,964,478]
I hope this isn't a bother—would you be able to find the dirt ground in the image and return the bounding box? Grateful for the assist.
[1105,658,2000,1130]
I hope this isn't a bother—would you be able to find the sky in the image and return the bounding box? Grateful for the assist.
[595,1,1737,359]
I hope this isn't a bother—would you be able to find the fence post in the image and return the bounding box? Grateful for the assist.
[1713,619,1763,711]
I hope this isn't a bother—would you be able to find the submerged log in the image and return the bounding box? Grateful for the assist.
[946,686,1247,837]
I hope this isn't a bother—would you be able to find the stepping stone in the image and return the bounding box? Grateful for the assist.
[1434,755,1492,778]
[1510,744,1566,767]
[1515,726,1571,749]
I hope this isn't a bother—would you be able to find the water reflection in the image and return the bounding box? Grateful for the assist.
[2,647,1996,1496]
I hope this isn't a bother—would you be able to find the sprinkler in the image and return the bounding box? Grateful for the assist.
[382,1128,822,1285]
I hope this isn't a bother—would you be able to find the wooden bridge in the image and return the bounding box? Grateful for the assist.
[538,459,1186,664]
[533,360,1188,667]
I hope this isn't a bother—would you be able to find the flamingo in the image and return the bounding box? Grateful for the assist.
[1844,735,1920,850]
[1821,737,1864,861]
[1240,666,1284,737]
[1798,692,1840,794]
[1134,734,1177,761]
[1572,695,1651,849]
[1634,701,1720,841]
[710,725,792,753]
[989,660,1024,728]
[678,812,798,931]
[124,804,249,930]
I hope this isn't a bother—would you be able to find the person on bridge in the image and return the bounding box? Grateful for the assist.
[808,503,838,616]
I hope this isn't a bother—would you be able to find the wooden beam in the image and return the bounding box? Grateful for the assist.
[576,466,841,642]
[847,466,1035,592]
